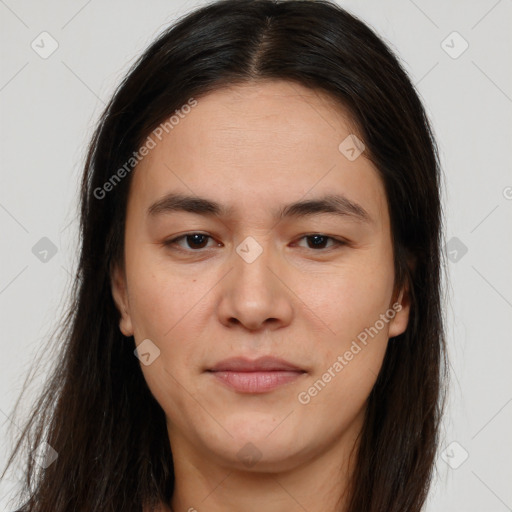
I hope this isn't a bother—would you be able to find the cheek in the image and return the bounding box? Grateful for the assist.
[297,278,392,422]
[303,261,395,340]
[295,251,395,405]
[129,277,174,340]
[127,269,206,412]
[126,257,203,340]
[126,263,214,382]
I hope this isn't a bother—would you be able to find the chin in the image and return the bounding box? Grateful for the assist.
[205,414,309,471]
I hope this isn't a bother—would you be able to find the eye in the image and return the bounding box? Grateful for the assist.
[163,232,346,253]
[295,234,346,250]
[164,233,219,251]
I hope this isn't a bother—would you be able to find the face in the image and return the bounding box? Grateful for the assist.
[111,80,410,474]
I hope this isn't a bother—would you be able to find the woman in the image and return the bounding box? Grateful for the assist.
[3,0,446,510]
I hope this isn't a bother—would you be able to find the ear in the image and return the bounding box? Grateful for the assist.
[110,263,134,337]
[387,279,412,338]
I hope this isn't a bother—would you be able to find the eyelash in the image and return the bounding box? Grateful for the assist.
[163,233,347,253]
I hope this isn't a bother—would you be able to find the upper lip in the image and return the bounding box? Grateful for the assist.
[208,356,306,373]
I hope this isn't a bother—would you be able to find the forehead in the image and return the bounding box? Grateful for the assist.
[128,80,388,227]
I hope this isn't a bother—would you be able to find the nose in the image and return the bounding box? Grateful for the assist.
[216,237,294,332]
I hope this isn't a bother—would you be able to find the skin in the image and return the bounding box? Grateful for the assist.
[111,80,410,512]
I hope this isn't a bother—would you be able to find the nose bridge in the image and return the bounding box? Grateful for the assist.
[232,234,277,297]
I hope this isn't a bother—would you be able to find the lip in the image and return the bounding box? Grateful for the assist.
[207,356,307,393]
[209,356,305,373]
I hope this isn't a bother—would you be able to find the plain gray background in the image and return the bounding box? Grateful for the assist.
[1,0,511,510]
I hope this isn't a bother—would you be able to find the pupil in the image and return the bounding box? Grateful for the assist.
[309,235,326,248]
[188,234,207,248]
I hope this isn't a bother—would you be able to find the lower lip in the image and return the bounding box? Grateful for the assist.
[209,370,305,393]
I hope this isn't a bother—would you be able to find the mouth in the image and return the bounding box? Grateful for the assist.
[206,356,307,393]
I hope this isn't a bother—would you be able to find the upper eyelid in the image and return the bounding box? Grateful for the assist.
[163,233,217,249]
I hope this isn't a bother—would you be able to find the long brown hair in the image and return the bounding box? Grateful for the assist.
[2,1,446,510]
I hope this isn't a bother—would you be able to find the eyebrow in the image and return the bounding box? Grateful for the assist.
[147,192,371,223]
